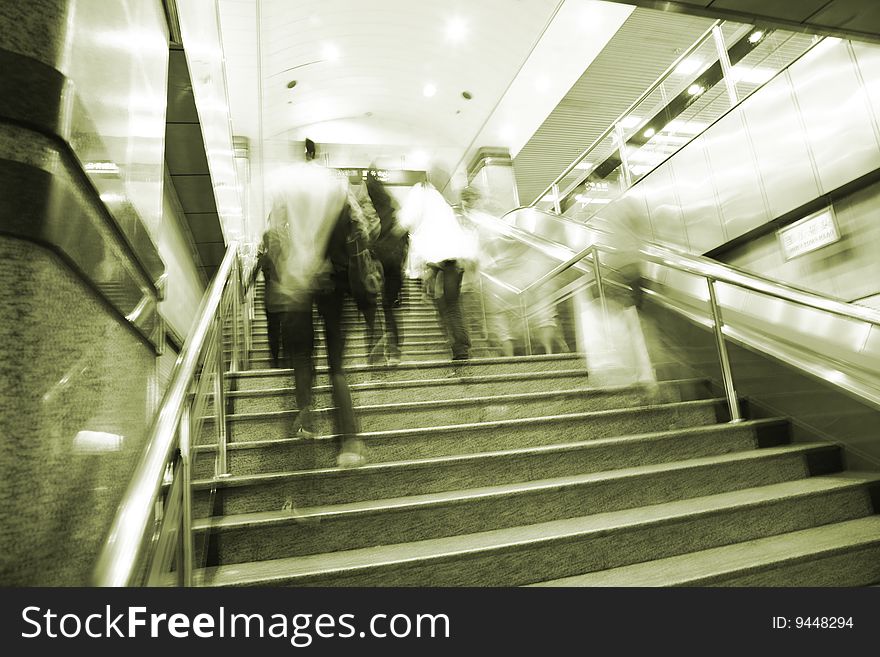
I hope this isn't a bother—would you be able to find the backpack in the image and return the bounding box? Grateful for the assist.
[345,193,383,300]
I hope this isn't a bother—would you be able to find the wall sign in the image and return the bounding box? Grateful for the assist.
[777,207,840,260]
[334,168,426,186]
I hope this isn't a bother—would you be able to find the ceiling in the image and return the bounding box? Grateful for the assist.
[165,47,226,282]
[212,0,840,219]
[513,8,717,204]
[601,0,880,43]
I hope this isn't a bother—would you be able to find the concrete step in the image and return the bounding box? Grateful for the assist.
[531,511,880,586]
[195,398,730,477]
[196,473,880,586]
[194,443,840,565]
[227,368,594,413]
[230,353,589,390]
[209,383,720,444]
[226,374,702,415]
[189,420,789,513]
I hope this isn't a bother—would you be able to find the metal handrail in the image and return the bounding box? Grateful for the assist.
[529,20,721,208]
[504,207,880,327]
[93,243,241,587]
[484,205,880,421]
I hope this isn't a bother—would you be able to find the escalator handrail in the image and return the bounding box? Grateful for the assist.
[498,206,880,327]
[93,242,241,587]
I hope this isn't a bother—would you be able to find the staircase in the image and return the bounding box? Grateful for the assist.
[191,278,880,586]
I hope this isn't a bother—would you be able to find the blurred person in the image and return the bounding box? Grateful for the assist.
[584,211,657,395]
[347,181,381,360]
[399,166,477,360]
[364,168,409,365]
[268,137,366,467]
[256,225,287,368]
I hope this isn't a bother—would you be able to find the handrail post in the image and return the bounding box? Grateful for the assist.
[478,274,489,340]
[231,261,241,374]
[242,262,252,369]
[179,403,194,587]
[519,294,533,355]
[214,322,230,476]
[551,183,562,215]
[591,247,608,320]
[707,277,742,422]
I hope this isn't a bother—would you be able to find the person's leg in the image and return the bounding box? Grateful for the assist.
[440,260,470,360]
[382,259,403,359]
[281,306,315,434]
[317,274,362,465]
[265,310,282,367]
[357,296,379,360]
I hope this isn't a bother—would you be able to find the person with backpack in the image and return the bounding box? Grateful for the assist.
[268,138,366,467]
[399,166,477,361]
[364,169,409,365]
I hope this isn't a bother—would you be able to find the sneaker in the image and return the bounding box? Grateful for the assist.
[336,451,366,468]
[291,407,316,438]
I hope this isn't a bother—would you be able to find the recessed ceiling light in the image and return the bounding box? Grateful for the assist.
[423,83,437,98]
[749,30,764,43]
[674,57,703,76]
[687,84,705,96]
[287,80,297,89]
[462,90,472,100]
[644,128,656,138]
[322,43,340,61]
[446,17,467,42]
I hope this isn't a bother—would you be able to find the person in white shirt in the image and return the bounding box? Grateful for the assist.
[399,168,477,360]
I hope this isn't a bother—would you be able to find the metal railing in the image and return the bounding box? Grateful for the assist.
[93,242,254,586]
[479,207,880,420]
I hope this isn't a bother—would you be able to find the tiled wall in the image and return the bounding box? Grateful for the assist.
[0,238,155,585]
[603,37,880,284]
[719,177,880,304]
[0,0,178,584]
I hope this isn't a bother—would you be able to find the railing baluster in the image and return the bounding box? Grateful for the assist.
[706,277,742,422]
[179,403,194,587]
[214,321,229,476]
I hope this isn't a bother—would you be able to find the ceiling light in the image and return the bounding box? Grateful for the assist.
[687,84,705,96]
[423,83,437,98]
[322,43,340,61]
[287,80,297,89]
[749,30,764,43]
[446,17,467,42]
[675,57,704,76]
[462,90,473,100]
[730,65,775,84]
[643,128,656,138]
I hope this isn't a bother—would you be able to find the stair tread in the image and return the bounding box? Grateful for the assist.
[529,515,880,586]
[191,417,783,466]
[194,442,838,531]
[195,397,726,446]
[215,382,704,420]
[198,473,880,585]
[226,368,596,397]
[229,353,587,378]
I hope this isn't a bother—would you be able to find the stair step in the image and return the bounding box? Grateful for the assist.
[210,385,718,442]
[194,443,840,564]
[196,473,880,586]
[231,353,589,389]
[194,398,729,476]
[192,418,789,513]
[530,514,880,587]
[227,368,600,413]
